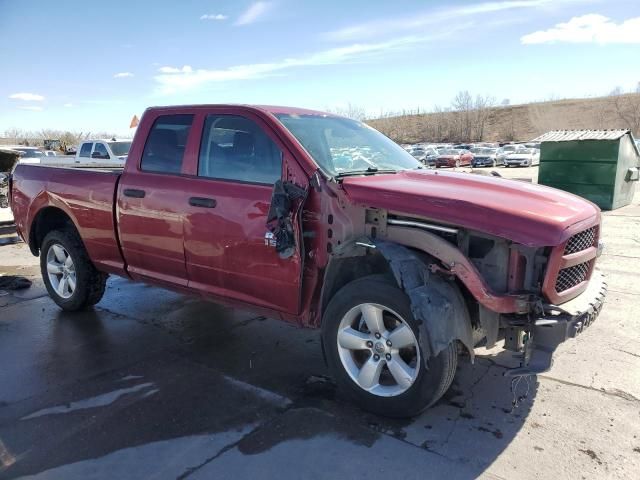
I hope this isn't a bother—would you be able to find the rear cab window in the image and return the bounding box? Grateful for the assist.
[141,114,194,174]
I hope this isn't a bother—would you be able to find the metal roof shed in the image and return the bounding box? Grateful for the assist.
[534,130,640,210]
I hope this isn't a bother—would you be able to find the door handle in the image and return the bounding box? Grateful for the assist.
[123,188,146,198]
[189,197,217,208]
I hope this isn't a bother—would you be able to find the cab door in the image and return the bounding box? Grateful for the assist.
[117,113,196,287]
[183,111,304,314]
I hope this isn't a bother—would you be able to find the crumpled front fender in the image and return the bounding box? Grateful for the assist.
[374,241,475,365]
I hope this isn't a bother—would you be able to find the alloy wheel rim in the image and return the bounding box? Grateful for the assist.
[46,243,76,299]
[336,303,420,397]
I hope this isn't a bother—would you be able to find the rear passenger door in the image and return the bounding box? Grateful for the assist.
[117,114,196,287]
[183,112,303,314]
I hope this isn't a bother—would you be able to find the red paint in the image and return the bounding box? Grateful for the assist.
[435,151,473,168]
[341,169,599,247]
[10,104,602,323]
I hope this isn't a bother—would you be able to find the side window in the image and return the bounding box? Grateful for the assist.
[79,143,92,158]
[141,114,193,174]
[198,115,282,184]
[93,143,109,158]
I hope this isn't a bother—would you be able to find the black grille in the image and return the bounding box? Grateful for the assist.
[556,262,591,292]
[564,227,597,254]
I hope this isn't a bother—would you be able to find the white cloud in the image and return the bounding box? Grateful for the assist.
[158,65,193,74]
[200,13,228,21]
[63,103,73,107]
[114,72,134,78]
[521,14,640,44]
[323,0,558,41]
[235,1,273,26]
[17,105,43,111]
[9,92,45,101]
[154,31,460,94]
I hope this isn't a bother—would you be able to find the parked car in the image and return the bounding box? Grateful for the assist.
[424,147,439,167]
[10,104,606,417]
[65,145,78,155]
[470,147,505,167]
[407,145,427,162]
[453,143,474,151]
[435,148,473,168]
[504,148,540,167]
[11,147,45,164]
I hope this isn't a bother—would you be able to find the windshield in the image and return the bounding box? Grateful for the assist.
[16,148,44,158]
[275,114,421,175]
[503,145,518,152]
[108,141,132,156]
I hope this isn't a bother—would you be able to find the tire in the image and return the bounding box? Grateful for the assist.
[40,228,107,311]
[322,276,458,417]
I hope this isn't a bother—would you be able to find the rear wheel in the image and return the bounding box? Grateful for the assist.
[322,277,458,417]
[40,229,107,311]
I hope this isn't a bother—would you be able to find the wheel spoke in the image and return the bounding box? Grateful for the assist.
[47,261,63,275]
[360,304,385,334]
[52,245,66,263]
[388,324,416,349]
[387,354,415,389]
[64,254,73,268]
[357,356,385,390]
[57,277,68,297]
[338,328,370,350]
[67,275,76,292]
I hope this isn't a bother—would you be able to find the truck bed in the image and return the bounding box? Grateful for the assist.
[10,163,126,275]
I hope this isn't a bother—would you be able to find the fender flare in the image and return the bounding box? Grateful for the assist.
[373,241,475,364]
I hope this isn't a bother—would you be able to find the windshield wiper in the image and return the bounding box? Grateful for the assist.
[335,167,398,178]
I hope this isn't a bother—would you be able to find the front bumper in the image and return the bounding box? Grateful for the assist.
[505,269,607,377]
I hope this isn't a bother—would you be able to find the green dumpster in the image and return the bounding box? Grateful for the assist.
[536,130,640,210]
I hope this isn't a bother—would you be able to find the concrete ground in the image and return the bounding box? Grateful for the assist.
[0,166,639,480]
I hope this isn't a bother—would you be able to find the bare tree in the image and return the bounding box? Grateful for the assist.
[327,103,366,121]
[613,94,640,135]
[473,94,496,141]
[451,91,473,141]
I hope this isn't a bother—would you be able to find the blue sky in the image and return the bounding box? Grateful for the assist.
[1,0,639,135]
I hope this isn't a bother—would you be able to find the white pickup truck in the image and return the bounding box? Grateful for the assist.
[6,140,132,168]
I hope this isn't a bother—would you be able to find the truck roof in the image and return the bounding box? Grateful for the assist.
[144,104,338,117]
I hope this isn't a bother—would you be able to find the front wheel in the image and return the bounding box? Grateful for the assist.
[40,228,107,311]
[322,277,457,417]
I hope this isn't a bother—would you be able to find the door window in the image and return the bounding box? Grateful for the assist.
[198,115,282,184]
[79,143,93,158]
[141,114,194,174]
[93,143,109,158]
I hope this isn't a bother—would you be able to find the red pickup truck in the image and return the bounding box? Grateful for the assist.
[9,105,606,417]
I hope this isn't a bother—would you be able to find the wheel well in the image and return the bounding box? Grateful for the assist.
[29,207,76,256]
[320,251,394,316]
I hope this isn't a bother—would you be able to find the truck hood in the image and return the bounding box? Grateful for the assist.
[341,170,599,247]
